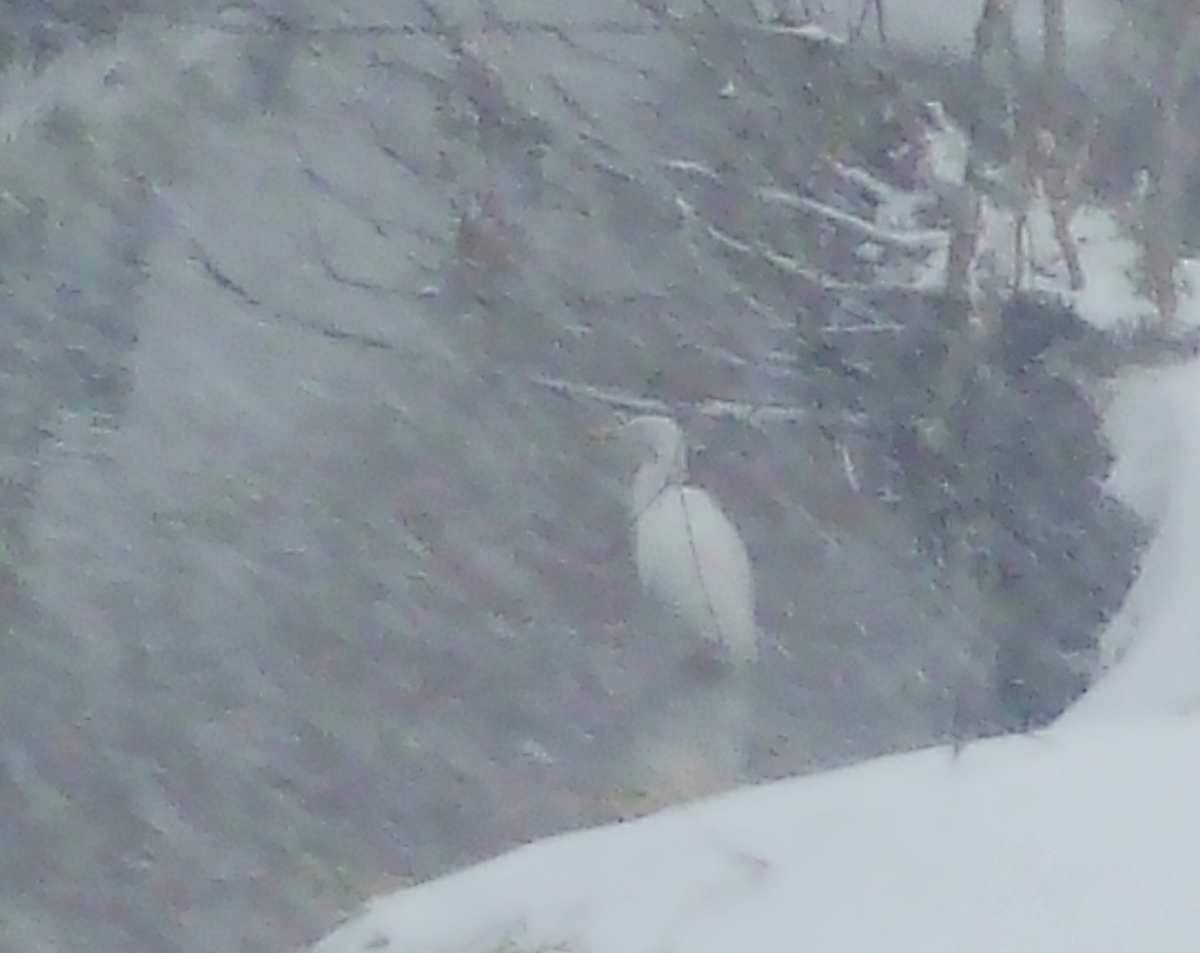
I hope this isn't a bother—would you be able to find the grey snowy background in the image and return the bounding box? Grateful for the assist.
[0,0,1166,951]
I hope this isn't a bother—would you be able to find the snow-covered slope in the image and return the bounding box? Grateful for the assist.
[312,715,1200,953]
[308,99,1200,953]
[1052,214,1200,721]
[1060,359,1200,722]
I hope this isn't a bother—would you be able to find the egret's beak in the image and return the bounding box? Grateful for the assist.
[588,424,620,444]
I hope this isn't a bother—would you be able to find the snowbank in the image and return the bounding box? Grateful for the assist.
[311,715,1200,953]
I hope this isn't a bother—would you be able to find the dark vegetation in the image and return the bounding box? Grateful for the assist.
[644,8,1163,733]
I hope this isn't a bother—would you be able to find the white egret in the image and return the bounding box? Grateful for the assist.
[617,415,759,665]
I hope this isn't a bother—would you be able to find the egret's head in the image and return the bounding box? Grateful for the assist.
[619,415,688,481]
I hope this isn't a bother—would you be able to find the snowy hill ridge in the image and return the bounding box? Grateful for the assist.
[311,715,1200,953]
[1064,360,1200,722]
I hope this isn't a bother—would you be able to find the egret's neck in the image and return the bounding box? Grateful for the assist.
[631,458,680,516]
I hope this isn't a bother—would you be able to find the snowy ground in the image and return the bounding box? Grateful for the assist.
[310,390,1200,951]
[312,714,1200,953]
[311,382,1200,948]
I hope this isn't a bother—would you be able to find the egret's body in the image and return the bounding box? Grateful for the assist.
[621,416,758,665]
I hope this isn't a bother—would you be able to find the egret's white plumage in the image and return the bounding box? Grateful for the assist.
[620,416,758,665]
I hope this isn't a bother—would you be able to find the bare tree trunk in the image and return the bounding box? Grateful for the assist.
[850,0,888,45]
[1035,0,1083,289]
[1143,1,1200,324]
[945,0,1016,299]
[1041,0,1065,110]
